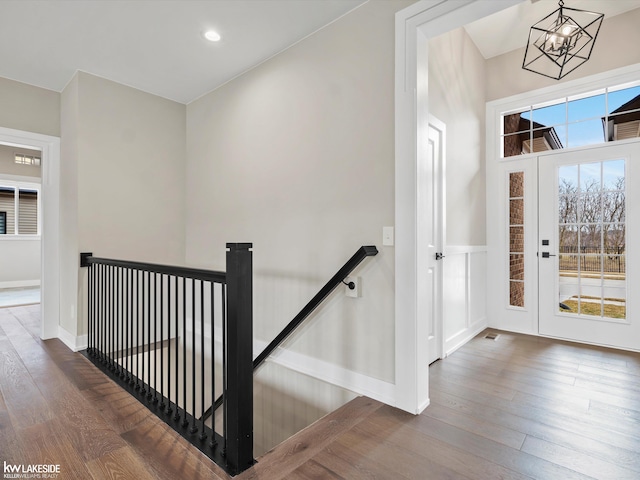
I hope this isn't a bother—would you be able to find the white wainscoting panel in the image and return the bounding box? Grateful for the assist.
[443,246,487,356]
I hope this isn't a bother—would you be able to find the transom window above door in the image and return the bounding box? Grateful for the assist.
[502,81,640,158]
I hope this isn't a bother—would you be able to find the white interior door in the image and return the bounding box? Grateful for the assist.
[539,142,640,351]
[424,118,445,365]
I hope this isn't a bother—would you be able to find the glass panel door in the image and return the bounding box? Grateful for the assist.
[539,143,640,350]
[557,160,626,319]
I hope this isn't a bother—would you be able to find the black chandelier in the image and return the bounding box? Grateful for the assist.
[522,0,604,80]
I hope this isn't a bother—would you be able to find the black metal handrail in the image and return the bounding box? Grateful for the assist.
[80,243,254,476]
[201,245,378,421]
[81,254,227,283]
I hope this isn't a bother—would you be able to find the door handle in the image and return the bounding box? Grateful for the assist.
[435,252,445,260]
[541,252,556,258]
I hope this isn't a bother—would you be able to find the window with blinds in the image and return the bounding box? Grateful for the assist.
[0,185,39,235]
[18,190,38,235]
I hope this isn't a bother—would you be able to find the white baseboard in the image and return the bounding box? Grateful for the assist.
[444,318,487,357]
[0,280,40,289]
[58,326,87,352]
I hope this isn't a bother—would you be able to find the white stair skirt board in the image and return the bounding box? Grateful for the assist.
[208,325,395,407]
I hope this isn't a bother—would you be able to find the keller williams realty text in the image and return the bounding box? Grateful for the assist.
[3,462,60,479]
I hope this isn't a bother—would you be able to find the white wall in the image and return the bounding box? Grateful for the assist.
[186,0,412,388]
[428,27,488,351]
[429,26,487,247]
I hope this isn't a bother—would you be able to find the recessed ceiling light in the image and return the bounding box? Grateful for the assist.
[204,30,221,42]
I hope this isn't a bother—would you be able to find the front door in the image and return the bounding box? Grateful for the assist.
[538,142,640,350]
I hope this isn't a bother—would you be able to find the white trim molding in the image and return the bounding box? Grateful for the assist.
[394,0,522,415]
[0,126,60,340]
[58,326,87,352]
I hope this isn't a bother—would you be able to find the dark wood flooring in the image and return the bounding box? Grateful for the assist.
[2,305,639,479]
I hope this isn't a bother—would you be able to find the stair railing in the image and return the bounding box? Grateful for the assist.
[200,245,378,422]
[80,243,253,475]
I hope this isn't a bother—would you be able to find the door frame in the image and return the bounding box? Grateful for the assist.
[395,0,522,414]
[0,126,60,339]
[486,63,640,340]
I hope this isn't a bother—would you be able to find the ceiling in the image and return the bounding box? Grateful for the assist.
[0,0,365,104]
[464,0,640,60]
[2,1,639,105]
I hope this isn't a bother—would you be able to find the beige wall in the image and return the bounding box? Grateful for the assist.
[186,0,412,383]
[60,72,186,335]
[428,27,487,246]
[60,74,80,334]
[0,76,60,137]
[75,72,186,263]
[486,8,640,102]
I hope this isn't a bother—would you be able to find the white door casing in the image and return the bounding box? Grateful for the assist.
[0,126,60,340]
[395,0,522,414]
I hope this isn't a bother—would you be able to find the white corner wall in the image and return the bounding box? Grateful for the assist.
[186,0,413,399]
[60,72,186,341]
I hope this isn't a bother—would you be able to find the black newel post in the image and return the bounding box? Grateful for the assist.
[223,243,254,474]
[80,253,93,355]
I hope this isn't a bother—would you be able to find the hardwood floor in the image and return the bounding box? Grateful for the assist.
[2,305,639,479]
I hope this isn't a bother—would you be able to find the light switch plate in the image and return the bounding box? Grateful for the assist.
[383,226,394,246]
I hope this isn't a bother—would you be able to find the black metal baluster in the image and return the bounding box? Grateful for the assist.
[115,266,120,374]
[190,278,198,434]
[221,283,226,444]
[141,270,146,395]
[181,276,188,428]
[209,281,216,447]
[102,264,106,364]
[120,267,125,378]
[109,265,114,370]
[153,272,158,403]
[136,270,144,395]
[200,279,206,440]
[148,271,153,400]
[136,269,141,388]
[173,275,180,421]
[166,275,172,415]
[87,260,92,356]
[129,268,134,385]
[124,267,129,381]
[142,271,151,395]
[156,273,165,409]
